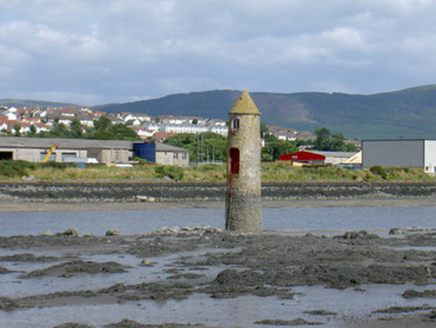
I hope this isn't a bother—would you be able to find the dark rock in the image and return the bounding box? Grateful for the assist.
[304,309,337,315]
[254,318,323,325]
[63,228,80,237]
[403,289,436,299]
[373,306,436,314]
[334,230,379,240]
[53,323,94,328]
[0,253,58,262]
[0,296,21,311]
[20,260,129,278]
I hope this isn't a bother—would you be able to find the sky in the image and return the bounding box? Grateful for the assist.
[1,0,436,106]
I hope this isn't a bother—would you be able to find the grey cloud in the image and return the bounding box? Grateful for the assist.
[1,0,436,105]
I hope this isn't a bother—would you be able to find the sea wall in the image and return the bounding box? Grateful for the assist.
[1,181,436,202]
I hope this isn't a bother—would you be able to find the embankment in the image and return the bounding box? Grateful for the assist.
[1,181,436,203]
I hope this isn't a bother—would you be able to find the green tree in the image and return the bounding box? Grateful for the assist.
[313,127,358,152]
[344,143,359,152]
[262,140,298,161]
[260,122,278,142]
[165,132,227,163]
[314,127,331,150]
[85,123,140,140]
[107,123,140,140]
[28,124,37,137]
[13,123,21,136]
[50,122,69,138]
[94,116,112,131]
[260,122,270,137]
[199,132,227,162]
[70,119,83,138]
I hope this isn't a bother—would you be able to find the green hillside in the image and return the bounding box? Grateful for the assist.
[93,90,242,120]
[93,85,436,139]
[3,85,436,139]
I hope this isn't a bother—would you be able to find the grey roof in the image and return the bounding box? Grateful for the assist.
[0,137,133,149]
[152,142,189,153]
[362,139,436,142]
[310,150,358,158]
[0,137,188,152]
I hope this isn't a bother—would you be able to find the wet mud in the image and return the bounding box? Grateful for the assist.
[2,227,436,326]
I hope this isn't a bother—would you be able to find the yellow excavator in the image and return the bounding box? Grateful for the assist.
[41,145,59,163]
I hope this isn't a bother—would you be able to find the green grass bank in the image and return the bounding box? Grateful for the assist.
[0,160,434,183]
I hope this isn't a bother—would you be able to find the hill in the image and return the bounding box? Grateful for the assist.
[93,85,436,139]
[3,85,436,139]
[0,99,84,109]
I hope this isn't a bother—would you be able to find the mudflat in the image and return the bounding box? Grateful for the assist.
[1,213,436,326]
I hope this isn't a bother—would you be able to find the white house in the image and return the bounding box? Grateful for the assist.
[5,109,17,121]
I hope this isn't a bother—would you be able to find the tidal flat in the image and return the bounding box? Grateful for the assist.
[2,222,436,327]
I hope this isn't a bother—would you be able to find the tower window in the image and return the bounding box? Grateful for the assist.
[231,118,240,131]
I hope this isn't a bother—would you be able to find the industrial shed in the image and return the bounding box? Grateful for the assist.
[362,139,436,173]
[133,142,190,167]
[310,151,361,166]
[0,137,190,166]
[279,151,325,165]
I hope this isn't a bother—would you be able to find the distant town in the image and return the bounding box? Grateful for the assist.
[2,103,436,175]
[0,105,315,141]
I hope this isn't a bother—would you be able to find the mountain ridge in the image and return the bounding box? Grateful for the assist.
[2,84,436,139]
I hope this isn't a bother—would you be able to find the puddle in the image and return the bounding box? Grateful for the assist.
[2,284,436,328]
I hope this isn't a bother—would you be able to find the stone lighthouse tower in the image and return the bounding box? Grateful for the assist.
[225,90,262,233]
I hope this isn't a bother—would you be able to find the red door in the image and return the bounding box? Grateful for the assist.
[229,148,240,175]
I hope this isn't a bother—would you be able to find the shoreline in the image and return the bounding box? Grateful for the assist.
[1,197,435,212]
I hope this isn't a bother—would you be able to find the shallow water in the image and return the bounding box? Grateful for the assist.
[2,284,436,327]
[1,205,436,236]
[0,247,230,298]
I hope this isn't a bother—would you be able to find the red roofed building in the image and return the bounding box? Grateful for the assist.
[153,131,176,142]
[279,151,325,165]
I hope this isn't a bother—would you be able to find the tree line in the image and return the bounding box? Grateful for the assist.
[164,124,358,162]
[14,116,140,141]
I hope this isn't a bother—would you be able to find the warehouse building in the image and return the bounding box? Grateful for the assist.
[362,139,436,173]
[279,151,326,165]
[0,137,189,167]
[310,151,360,166]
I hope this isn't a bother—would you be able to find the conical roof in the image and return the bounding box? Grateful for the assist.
[229,90,260,115]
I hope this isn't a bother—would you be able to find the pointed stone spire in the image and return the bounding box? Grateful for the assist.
[229,90,260,115]
[225,90,262,233]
